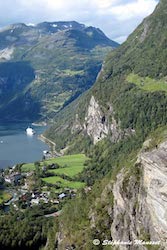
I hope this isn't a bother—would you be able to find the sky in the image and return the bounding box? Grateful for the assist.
[0,0,159,43]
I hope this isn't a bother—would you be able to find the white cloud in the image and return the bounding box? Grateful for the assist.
[0,0,159,43]
[110,0,158,21]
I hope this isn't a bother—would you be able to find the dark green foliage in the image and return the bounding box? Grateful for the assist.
[59,170,121,249]
[0,205,56,250]
[113,85,167,135]
[77,134,142,185]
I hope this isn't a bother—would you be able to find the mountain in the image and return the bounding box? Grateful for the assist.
[44,1,167,249]
[0,21,119,121]
[46,0,167,151]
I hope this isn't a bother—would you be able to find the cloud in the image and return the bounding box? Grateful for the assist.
[110,0,158,21]
[0,0,159,43]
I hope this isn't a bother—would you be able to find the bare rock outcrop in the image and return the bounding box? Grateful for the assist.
[84,96,109,144]
[111,140,167,250]
[71,95,135,145]
[139,141,167,243]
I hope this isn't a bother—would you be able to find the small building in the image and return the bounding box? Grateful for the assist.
[4,177,12,183]
[23,181,29,190]
[43,150,51,159]
[31,193,36,198]
[13,173,22,184]
[4,173,22,185]
[31,198,40,205]
[58,193,66,199]
[84,186,92,193]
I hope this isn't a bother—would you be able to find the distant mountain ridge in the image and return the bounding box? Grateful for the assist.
[1,21,118,48]
[0,21,119,121]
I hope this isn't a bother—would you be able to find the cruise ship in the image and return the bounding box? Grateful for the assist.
[26,127,35,135]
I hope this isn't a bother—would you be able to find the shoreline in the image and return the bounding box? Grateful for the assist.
[32,122,47,127]
[38,134,62,157]
[39,134,56,146]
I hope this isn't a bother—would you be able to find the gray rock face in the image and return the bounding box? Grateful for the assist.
[111,140,167,250]
[84,96,109,144]
[139,141,167,243]
[71,95,135,144]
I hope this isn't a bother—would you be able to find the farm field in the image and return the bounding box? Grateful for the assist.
[48,165,84,177]
[22,154,88,172]
[22,154,88,189]
[42,176,85,189]
[127,73,167,93]
[45,154,88,167]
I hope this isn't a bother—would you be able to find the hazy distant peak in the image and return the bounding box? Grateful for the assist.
[36,21,86,34]
[10,23,28,29]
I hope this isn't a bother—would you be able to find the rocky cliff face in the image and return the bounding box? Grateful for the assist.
[111,140,167,250]
[84,96,109,144]
[71,95,135,144]
[139,141,167,244]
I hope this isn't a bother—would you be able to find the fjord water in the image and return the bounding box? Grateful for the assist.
[0,122,49,169]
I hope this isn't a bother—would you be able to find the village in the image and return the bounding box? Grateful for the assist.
[0,153,90,217]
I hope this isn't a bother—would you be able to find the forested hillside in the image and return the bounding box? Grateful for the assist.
[46,0,167,152]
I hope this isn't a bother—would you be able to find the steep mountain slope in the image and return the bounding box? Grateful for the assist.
[44,1,167,249]
[0,21,118,121]
[46,0,167,151]
[55,128,167,250]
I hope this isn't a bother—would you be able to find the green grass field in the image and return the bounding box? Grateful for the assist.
[127,73,167,93]
[22,163,36,172]
[49,165,85,177]
[42,176,85,189]
[0,191,12,205]
[22,154,88,189]
[22,154,88,172]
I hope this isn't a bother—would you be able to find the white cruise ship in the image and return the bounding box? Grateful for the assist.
[26,127,35,135]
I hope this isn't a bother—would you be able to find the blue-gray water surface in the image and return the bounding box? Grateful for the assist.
[0,122,49,169]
